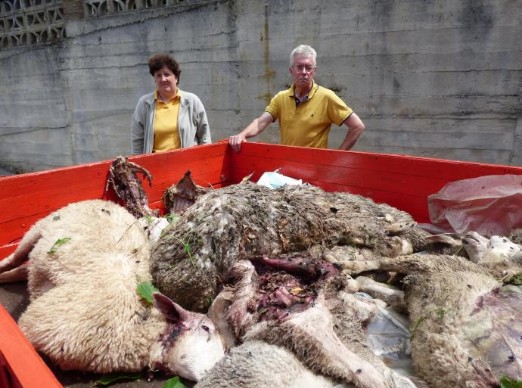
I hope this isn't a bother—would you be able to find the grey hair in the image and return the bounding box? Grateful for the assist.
[290,45,317,66]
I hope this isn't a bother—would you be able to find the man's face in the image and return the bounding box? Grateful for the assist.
[289,54,316,88]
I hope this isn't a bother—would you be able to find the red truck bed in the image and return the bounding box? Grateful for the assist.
[1,141,522,386]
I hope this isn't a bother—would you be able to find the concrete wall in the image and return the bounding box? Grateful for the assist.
[0,0,520,173]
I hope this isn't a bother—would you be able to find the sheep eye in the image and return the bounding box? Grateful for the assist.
[201,325,210,332]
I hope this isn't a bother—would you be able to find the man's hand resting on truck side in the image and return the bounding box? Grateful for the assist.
[229,112,274,152]
[229,134,247,152]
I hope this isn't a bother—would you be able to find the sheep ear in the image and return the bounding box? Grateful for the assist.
[152,292,190,324]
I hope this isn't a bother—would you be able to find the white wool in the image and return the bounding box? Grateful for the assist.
[7,199,224,380]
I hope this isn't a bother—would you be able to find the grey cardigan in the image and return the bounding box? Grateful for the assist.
[131,90,211,154]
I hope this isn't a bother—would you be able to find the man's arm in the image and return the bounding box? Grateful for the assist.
[229,112,274,152]
[339,113,365,150]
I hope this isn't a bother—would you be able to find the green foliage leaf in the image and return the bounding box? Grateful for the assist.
[500,376,522,388]
[183,241,193,259]
[164,376,185,388]
[94,372,142,386]
[47,237,71,254]
[166,213,179,224]
[137,281,159,304]
[509,273,522,285]
[410,308,446,340]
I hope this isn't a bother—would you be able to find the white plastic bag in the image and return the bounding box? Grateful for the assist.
[257,171,303,189]
[428,174,522,237]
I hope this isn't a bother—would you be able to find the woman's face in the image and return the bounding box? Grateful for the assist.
[154,65,178,97]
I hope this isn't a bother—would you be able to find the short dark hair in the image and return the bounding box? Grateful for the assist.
[148,54,181,82]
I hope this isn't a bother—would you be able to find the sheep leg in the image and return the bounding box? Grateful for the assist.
[342,256,429,276]
[246,298,389,388]
[0,229,42,280]
[284,303,388,388]
[223,260,259,338]
[355,276,406,311]
[341,259,383,274]
[0,262,28,283]
[253,255,339,282]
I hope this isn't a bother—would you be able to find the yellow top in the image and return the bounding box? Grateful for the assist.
[265,83,352,148]
[153,90,181,151]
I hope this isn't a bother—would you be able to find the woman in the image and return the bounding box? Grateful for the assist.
[131,54,211,154]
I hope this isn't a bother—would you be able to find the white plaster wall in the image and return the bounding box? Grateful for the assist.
[0,0,520,172]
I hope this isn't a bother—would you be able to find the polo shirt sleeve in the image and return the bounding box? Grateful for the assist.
[265,91,285,120]
[327,91,353,126]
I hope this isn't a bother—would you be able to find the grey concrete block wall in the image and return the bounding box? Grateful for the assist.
[0,0,520,173]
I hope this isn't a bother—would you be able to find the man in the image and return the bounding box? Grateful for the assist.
[229,44,365,151]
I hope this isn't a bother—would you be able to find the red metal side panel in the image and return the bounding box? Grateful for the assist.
[0,244,17,261]
[0,143,230,248]
[229,142,522,222]
[0,306,62,387]
[127,142,231,205]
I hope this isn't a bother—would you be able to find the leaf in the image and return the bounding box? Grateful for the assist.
[509,273,522,286]
[137,281,159,304]
[183,241,193,258]
[172,236,195,266]
[166,213,179,224]
[500,376,522,388]
[164,376,185,388]
[410,315,426,340]
[410,308,446,340]
[47,237,71,254]
[94,372,142,386]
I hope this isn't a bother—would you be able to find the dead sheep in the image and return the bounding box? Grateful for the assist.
[0,199,224,381]
[152,183,433,312]
[196,340,339,388]
[343,253,522,387]
[204,257,418,388]
[463,231,522,264]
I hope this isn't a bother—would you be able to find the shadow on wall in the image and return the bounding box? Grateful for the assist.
[0,167,16,176]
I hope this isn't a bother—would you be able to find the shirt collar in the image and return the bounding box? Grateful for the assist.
[289,82,318,99]
[155,89,181,103]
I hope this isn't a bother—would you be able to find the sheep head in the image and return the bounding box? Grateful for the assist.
[150,292,225,382]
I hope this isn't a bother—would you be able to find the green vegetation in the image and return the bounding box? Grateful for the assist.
[47,237,71,254]
[508,273,522,285]
[410,308,446,340]
[137,281,159,304]
[164,376,185,388]
[500,376,522,388]
[94,372,142,386]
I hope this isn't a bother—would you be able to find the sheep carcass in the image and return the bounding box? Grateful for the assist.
[152,183,435,312]
[196,340,339,388]
[200,255,417,388]
[343,253,522,387]
[0,199,224,381]
[463,231,522,264]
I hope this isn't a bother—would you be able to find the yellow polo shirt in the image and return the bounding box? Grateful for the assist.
[153,90,181,152]
[265,83,353,148]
